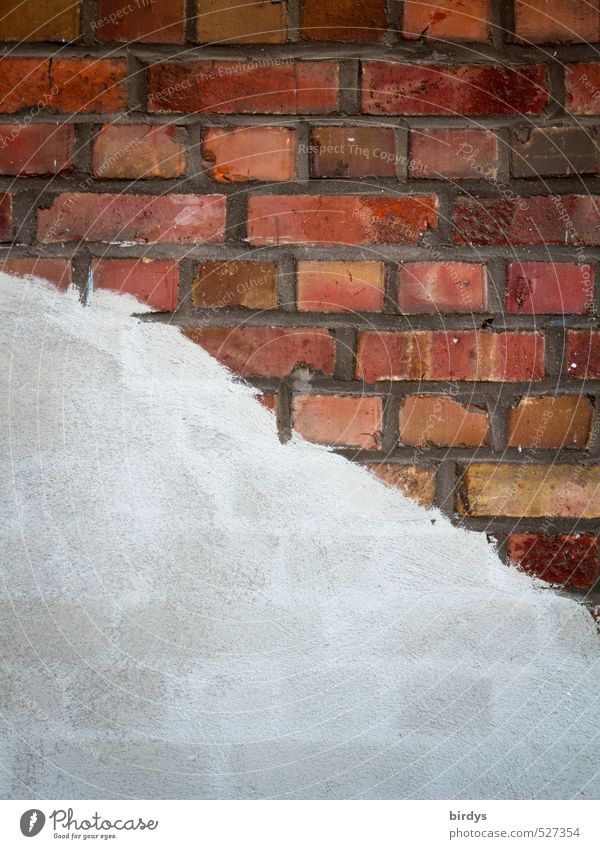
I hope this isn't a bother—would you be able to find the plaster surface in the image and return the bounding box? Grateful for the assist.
[1,274,599,799]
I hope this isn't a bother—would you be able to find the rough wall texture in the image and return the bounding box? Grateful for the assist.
[0,0,599,599]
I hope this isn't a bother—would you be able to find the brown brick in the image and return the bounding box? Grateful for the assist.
[95,0,185,43]
[398,262,487,313]
[515,0,600,44]
[183,327,335,377]
[508,534,598,589]
[508,396,593,449]
[409,128,498,179]
[457,464,600,518]
[301,0,387,43]
[356,331,544,383]
[0,258,71,290]
[400,395,489,447]
[366,464,436,507]
[506,262,594,314]
[362,62,549,116]
[567,331,600,379]
[92,124,187,179]
[403,0,491,42]
[0,0,80,41]
[203,127,296,182]
[297,260,384,312]
[309,126,396,178]
[511,127,599,177]
[91,258,179,311]
[0,124,74,175]
[197,0,287,44]
[248,195,438,245]
[148,61,339,114]
[192,261,277,309]
[292,395,383,449]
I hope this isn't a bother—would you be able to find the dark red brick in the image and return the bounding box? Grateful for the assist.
[567,331,600,379]
[454,196,600,246]
[508,534,598,589]
[247,195,438,245]
[0,124,74,175]
[511,127,599,177]
[362,62,548,116]
[409,128,498,179]
[0,194,12,241]
[148,61,339,114]
[506,262,594,314]
[0,58,53,114]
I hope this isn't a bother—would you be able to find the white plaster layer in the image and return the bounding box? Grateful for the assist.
[0,273,599,800]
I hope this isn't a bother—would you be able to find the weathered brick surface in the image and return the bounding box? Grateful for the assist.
[366,464,436,507]
[398,262,487,313]
[96,0,185,43]
[183,327,335,377]
[409,128,498,179]
[362,62,549,115]
[50,59,128,113]
[0,195,12,241]
[506,262,594,314]
[203,127,296,182]
[38,194,226,244]
[148,61,339,114]
[508,396,593,448]
[197,0,287,44]
[292,395,383,448]
[301,0,387,43]
[514,0,600,44]
[297,260,384,312]
[92,125,187,179]
[508,534,598,589]
[403,0,491,42]
[458,464,600,518]
[567,331,600,379]
[309,126,397,178]
[248,195,438,245]
[193,261,278,309]
[400,396,489,447]
[0,124,74,175]
[356,331,544,382]
[566,64,600,114]
[511,127,599,177]
[454,196,600,245]
[0,258,71,290]
[91,258,180,311]
[0,0,79,41]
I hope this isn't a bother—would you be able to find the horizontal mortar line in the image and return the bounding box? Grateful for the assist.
[335,447,599,463]
[449,516,600,532]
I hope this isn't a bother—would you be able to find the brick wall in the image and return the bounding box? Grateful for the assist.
[1,0,599,600]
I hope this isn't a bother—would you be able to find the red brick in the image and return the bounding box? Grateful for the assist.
[50,59,128,113]
[0,195,12,241]
[566,64,600,114]
[0,124,74,175]
[248,195,438,245]
[258,393,278,412]
[403,0,491,42]
[183,327,335,377]
[92,124,186,179]
[292,395,383,449]
[301,0,387,43]
[398,262,487,313]
[0,0,80,41]
[192,261,277,309]
[515,0,600,44]
[506,262,594,314]
[361,62,548,116]
[297,261,384,313]
[38,194,226,244]
[454,196,600,246]
[203,127,296,182]
[95,0,185,43]
[196,0,287,44]
[0,258,72,290]
[409,129,498,179]
[91,258,179,311]
[309,126,396,178]
[400,395,489,447]
[458,464,600,518]
[0,58,53,114]
[508,534,598,589]
[366,464,436,506]
[356,331,544,383]
[508,396,593,449]
[148,61,339,114]
[567,331,600,379]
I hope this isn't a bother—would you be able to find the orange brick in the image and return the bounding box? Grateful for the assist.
[297,261,384,312]
[366,464,436,506]
[403,0,491,42]
[203,127,296,182]
[400,396,489,447]
[92,124,186,179]
[193,261,277,309]
[293,395,382,449]
[507,396,593,449]
[515,0,600,44]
